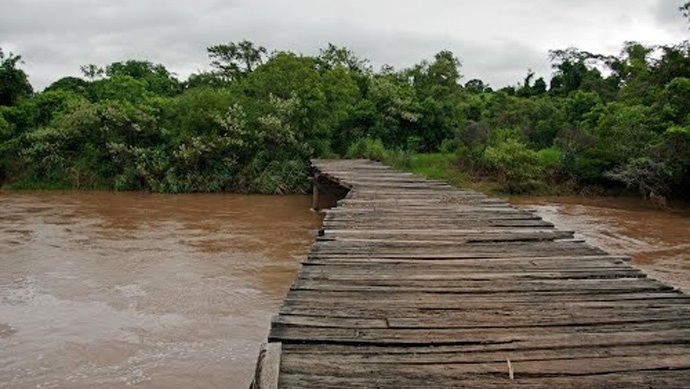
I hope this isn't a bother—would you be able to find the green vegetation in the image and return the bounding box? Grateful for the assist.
[2,7,690,198]
[389,153,471,189]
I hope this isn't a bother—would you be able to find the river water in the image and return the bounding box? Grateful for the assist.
[0,192,321,389]
[509,196,690,292]
[1,192,689,388]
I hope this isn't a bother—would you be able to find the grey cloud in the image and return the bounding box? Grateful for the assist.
[2,0,687,90]
[654,0,688,33]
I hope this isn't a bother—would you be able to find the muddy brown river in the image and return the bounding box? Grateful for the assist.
[510,196,690,292]
[0,192,321,389]
[1,192,689,388]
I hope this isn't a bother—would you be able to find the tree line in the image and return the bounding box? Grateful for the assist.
[1,34,689,198]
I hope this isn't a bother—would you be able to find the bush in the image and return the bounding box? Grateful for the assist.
[243,158,309,194]
[440,138,461,154]
[383,148,412,169]
[483,139,543,193]
[345,137,387,161]
[536,147,565,180]
[605,157,672,197]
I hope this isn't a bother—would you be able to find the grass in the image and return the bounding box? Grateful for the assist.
[393,153,469,186]
[386,152,503,194]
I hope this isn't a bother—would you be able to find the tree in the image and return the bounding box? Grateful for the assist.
[207,40,267,81]
[533,77,547,95]
[421,50,462,90]
[0,48,33,106]
[606,157,671,197]
[650,43,690,86]
[681,2,690,26]
[406,51,463,151]
[516,70,547,97]
[104,60,181,96]
[80,64,104,80]
[45,76,90,95]
[185,71,230,89]
[317,44,370,73]
[548,47,613,98]
[465,79,490,93]
[365,72,421,148]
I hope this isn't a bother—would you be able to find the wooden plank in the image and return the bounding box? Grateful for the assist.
[278,299,690,319]
[281,343,690,360]
[270,323,690,346]
[284,291,688,306]
[280,353,690,377]
[273,310,690,330]
[298,269,646,281]
[279,371,690,389]
[302,254,633,267]
[253,159,690,388]
[251,342,282,389]
[319,229,575,242]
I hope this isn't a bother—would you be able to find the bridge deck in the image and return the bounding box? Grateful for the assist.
[253,159,690,388]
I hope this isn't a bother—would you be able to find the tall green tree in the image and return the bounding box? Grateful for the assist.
[408,50,463,151]
[0,48,33,106]
[104,60,181,96]
[317,44,370,73]
[207,40,267,81]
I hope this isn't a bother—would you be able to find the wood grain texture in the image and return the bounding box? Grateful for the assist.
[251,342,281,389]
[253,159,690,388]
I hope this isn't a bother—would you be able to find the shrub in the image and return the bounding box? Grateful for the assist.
[383,148,412,169]
[345,137,387,161]
[483,139,543,193]
[605,157,672,197]
[440,138,461,154]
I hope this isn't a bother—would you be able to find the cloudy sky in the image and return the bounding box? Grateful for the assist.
[1,0,688,90]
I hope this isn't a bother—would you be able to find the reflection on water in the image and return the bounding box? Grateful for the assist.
[509,196,690,292]
[0,192,321,389]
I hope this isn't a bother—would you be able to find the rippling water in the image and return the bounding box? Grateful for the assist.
[0,192,321,389]
[509,196,690,292]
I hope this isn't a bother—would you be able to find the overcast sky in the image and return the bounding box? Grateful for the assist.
[1,0,688,90]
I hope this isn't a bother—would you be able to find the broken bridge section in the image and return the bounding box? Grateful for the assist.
[253,159,690,389]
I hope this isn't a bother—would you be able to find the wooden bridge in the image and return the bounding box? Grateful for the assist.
[252,159,690,388]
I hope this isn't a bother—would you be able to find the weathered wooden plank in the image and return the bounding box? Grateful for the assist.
[284,291,688,306]
[279,371,690,389]
[302,253,630,263]
[321,228,562,235]
[273,310,690,331]
[251,342,282,389]
[270,322,690,346]
[272,315,388,329]
[254,159,690,388]
[302,254,633,267]
[281,339,690,357]
[319,229,575,242]
[289,279,672,294]
[279,298,690,317]
[298,269,646,281]
[309,248,606,258]
[281,353,690,378]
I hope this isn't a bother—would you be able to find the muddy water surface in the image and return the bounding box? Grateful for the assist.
[510,196,690,292]
[0,192,321,389]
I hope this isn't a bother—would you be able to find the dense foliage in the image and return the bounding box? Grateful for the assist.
[2,33,690,197]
